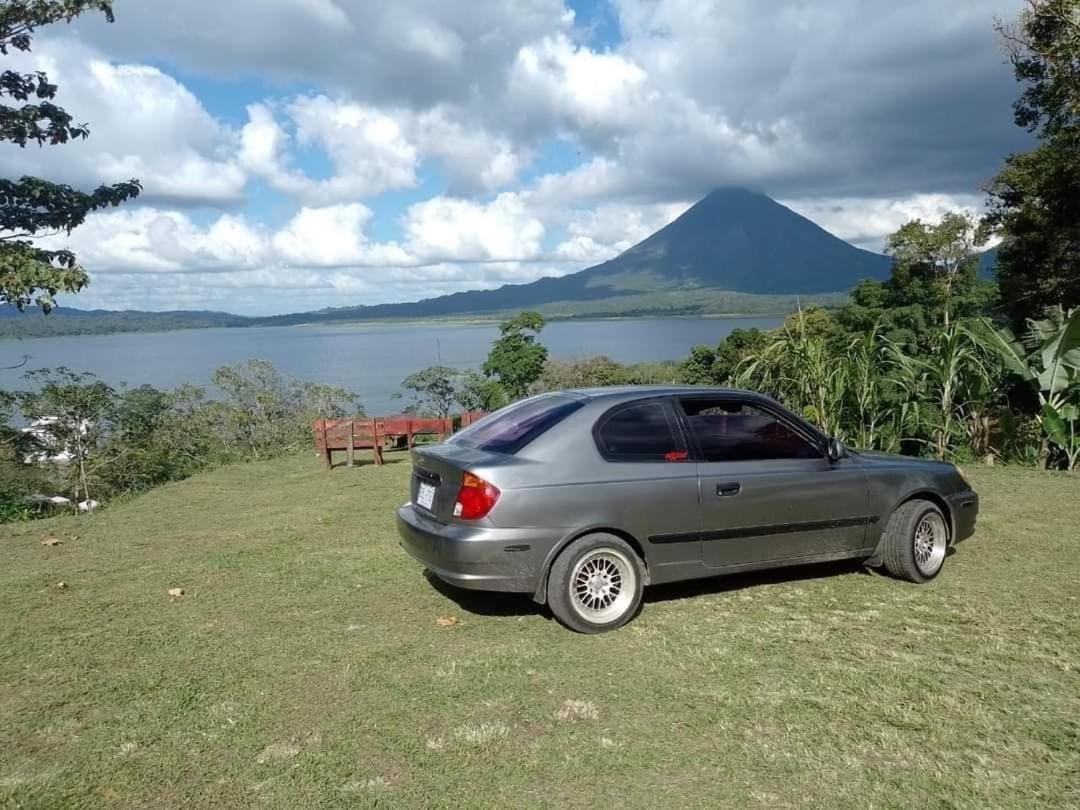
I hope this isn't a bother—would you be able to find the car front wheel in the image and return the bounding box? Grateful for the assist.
[881,499,949,583]
[547,534,644,633]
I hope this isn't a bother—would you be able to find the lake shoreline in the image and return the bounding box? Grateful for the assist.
[0,309,801,342]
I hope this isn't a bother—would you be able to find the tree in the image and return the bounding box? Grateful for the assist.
[18,367,116,508]
[885,213,986,328]
[680,328,771,385]
[400,366,459,418]
[537,356,629,390]
[837,216,996,345]
[984,0,1080,325]
[454,371,506,412]
[1,0,140,312]
[481,311,548,400]
[210,360,360,460]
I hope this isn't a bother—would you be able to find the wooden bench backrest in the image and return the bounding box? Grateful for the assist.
[312,418,381,450]
[375,415,453,438]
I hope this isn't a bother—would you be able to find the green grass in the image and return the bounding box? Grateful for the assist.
[1,456,1078,808]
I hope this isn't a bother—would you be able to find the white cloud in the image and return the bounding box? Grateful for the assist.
[42,195,549,278]
[402,193,546,263]
[554,201,688,263]
[782,193,987,250]
[509,33,647,134]
[0,40,245,206]
[239,97,419,204]
[412,107,529,193]
[35,208,268,274]
[271,204,412,267]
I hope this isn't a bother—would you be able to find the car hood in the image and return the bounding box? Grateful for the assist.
[850,450,956,472]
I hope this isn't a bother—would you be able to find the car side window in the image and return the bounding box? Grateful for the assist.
[595,400,686,462]
[679,399,822,462]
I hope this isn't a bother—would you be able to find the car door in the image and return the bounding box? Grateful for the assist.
[591,397,702,583]
[675,396,871,568]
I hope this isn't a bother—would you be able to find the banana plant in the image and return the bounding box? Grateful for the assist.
[973,307,1080,471]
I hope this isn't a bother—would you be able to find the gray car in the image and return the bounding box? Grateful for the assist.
[397,386,979,633]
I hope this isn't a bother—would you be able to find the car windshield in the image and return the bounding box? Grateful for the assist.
[451,394,582,455]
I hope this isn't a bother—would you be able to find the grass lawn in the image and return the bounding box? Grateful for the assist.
[1,454,1078,808]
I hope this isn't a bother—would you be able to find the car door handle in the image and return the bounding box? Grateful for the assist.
[716,482,741,497]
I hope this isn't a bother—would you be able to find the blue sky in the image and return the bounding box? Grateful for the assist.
[1,0,1027,315]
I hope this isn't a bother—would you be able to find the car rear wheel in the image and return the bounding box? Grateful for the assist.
[881,499,949,583]
[547,534,644,633]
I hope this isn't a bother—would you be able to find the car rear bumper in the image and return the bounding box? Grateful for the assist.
[948,490,979,544]
[396,504,552,593]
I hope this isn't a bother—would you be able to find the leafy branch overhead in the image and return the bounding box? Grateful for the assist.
[0,0,139,313]
[986,0,1080,325]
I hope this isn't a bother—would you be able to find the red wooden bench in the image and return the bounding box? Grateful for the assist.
[314,412,490,469]
[312,418,383,467]
[376,415,453,449]
[459,410,489,428]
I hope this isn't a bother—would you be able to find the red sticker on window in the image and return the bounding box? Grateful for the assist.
[664,451,688,462]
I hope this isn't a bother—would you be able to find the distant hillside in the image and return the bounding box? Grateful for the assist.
[2,188,895,338]
[0,308,248,339]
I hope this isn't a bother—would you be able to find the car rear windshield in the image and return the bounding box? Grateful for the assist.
[451,394,583,455]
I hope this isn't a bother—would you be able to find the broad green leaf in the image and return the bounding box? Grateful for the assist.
[1041,402,1072,450]
[969,318,1035,381]
[1039,309,1080,395]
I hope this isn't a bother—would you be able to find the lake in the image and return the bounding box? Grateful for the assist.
[0,317,782,414]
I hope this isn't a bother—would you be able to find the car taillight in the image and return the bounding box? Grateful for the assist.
[454,472,500,520]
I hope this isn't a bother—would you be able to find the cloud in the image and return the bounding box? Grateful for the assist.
[554,201,689,263]
[238,98,419,204]
[604,0,1028,198]
[34,208,268,274]
[509,33,647,136]
[402,193,546,263]
[6,0,1034,314]
[781,193,987,250]
[411,107,530,194]
[73,0,574,108]
[271,204,412,267]
[0,40,245,206]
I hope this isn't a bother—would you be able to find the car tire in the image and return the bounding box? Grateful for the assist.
[547,534,645,634]
[881,499,949,583]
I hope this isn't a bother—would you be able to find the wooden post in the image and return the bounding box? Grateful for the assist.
[372,419,384,466]
[406,418,414,450]
[319,420,331,468]
[346,419,355,468]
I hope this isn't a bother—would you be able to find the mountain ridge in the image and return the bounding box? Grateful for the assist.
[260,188,893,325]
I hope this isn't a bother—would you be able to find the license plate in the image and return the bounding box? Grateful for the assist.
[417,482,436,510]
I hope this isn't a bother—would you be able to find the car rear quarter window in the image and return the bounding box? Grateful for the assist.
[680,399,822,462]
[594,399,686,462]
[451,394,582,454]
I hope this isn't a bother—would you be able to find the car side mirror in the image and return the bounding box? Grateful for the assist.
[826,438,847,462]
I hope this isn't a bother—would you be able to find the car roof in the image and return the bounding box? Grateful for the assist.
[565,385,769,403]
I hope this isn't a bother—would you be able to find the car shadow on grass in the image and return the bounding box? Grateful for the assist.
[644,559,871,605]
[424,571,551,619]
[425,560,873,620]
